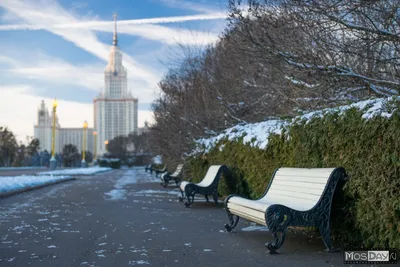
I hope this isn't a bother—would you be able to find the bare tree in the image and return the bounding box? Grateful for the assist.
[227,0,400,104]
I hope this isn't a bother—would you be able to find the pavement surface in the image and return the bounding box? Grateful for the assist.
[0,167,370,267]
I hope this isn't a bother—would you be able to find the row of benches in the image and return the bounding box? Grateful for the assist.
[144,163,348,254]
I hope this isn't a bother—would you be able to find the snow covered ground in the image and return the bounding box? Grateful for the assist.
[38,167,112,176]
[193,96,399,154]
[0,167,46,171]
[0,175,74,197]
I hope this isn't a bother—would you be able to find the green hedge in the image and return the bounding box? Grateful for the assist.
[98,158,121,169]
[186,106,400,249]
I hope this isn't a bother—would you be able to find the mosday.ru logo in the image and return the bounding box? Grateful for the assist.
[344,250,397,264]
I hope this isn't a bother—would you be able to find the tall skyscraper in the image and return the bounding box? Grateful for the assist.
[93,14,139,156]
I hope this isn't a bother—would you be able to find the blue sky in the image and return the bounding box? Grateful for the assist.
[0,0,229,143]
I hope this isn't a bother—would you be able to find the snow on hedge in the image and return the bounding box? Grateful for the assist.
[193,96,399,155]
[152,155,162,164]
[294,96,399,123]
[193,120,287,154]
[38,167,112,176]
[0,175,73,195]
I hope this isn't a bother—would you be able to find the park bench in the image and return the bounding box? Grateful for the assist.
[160,164,183,187]
[144,164,154,174]
[224,167,348,254]
[154,164,168,177]
[179,165,228,208]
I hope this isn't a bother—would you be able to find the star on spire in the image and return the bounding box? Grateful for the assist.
[113,13,118,46]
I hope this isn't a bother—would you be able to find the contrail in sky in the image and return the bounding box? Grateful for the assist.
[0,12,228,31]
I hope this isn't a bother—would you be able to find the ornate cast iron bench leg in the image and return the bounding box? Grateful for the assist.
[224,211,239,232]
[212,192,218,206]
[162,176,169,188]
[265,205,291,254]
[184,185,195,208]
[178,188,184,202]
[265,229,287,254]
[319,219,339,252]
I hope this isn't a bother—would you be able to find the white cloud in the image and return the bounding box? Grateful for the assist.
[0,0,161,89]
[0,53,103,91]
[157,0,222,13]
[0,85,154,143]
[116,24,219,46]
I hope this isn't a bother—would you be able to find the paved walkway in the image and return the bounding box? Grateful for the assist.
[0,167,351,267]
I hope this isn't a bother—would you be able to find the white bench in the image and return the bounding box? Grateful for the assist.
[224,167,348,254]
[179,165,228,207]
[154,164,168,178]
[160,164,183,187]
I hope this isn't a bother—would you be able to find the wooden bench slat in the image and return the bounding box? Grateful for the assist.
[268,184,327,196]
[265,191,321,202]
[262,194,321,211]
[276,168,335,173]
[227,203,267,226]
[229,197,270,212]
[274,176,329,182]
[271,180,327,189]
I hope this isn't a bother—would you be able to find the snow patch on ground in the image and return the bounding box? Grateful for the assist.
[104,170,138,201]
[241,225,269,232]
[129,260,150,265]
[104,189,127,200]
[0,167,46,171]
[0,175,73,196]
[132,190,181,197]
[38,167,112,176]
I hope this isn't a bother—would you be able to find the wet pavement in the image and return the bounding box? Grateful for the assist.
[0,167,355,267]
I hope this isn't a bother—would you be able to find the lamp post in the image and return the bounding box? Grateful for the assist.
[49,98,58,170]
[104,140,109,154]
[93,131,97,163]
[81,120,88,168]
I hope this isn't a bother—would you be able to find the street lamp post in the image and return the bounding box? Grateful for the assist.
[49,99,58,170]
[81,120,88,168]
[93,131,97,164]
[104,140,109,154]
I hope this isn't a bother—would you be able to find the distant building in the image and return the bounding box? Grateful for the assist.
[34,100,93,154]
[93,14,138,156]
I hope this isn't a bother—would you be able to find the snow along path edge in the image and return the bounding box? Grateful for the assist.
[0,177,76,199]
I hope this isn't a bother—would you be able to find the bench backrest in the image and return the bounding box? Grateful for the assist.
[197,165,225,187]
[171,164,183,177]
[260,168,337,211]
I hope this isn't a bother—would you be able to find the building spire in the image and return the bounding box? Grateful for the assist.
[113,13,118,46]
